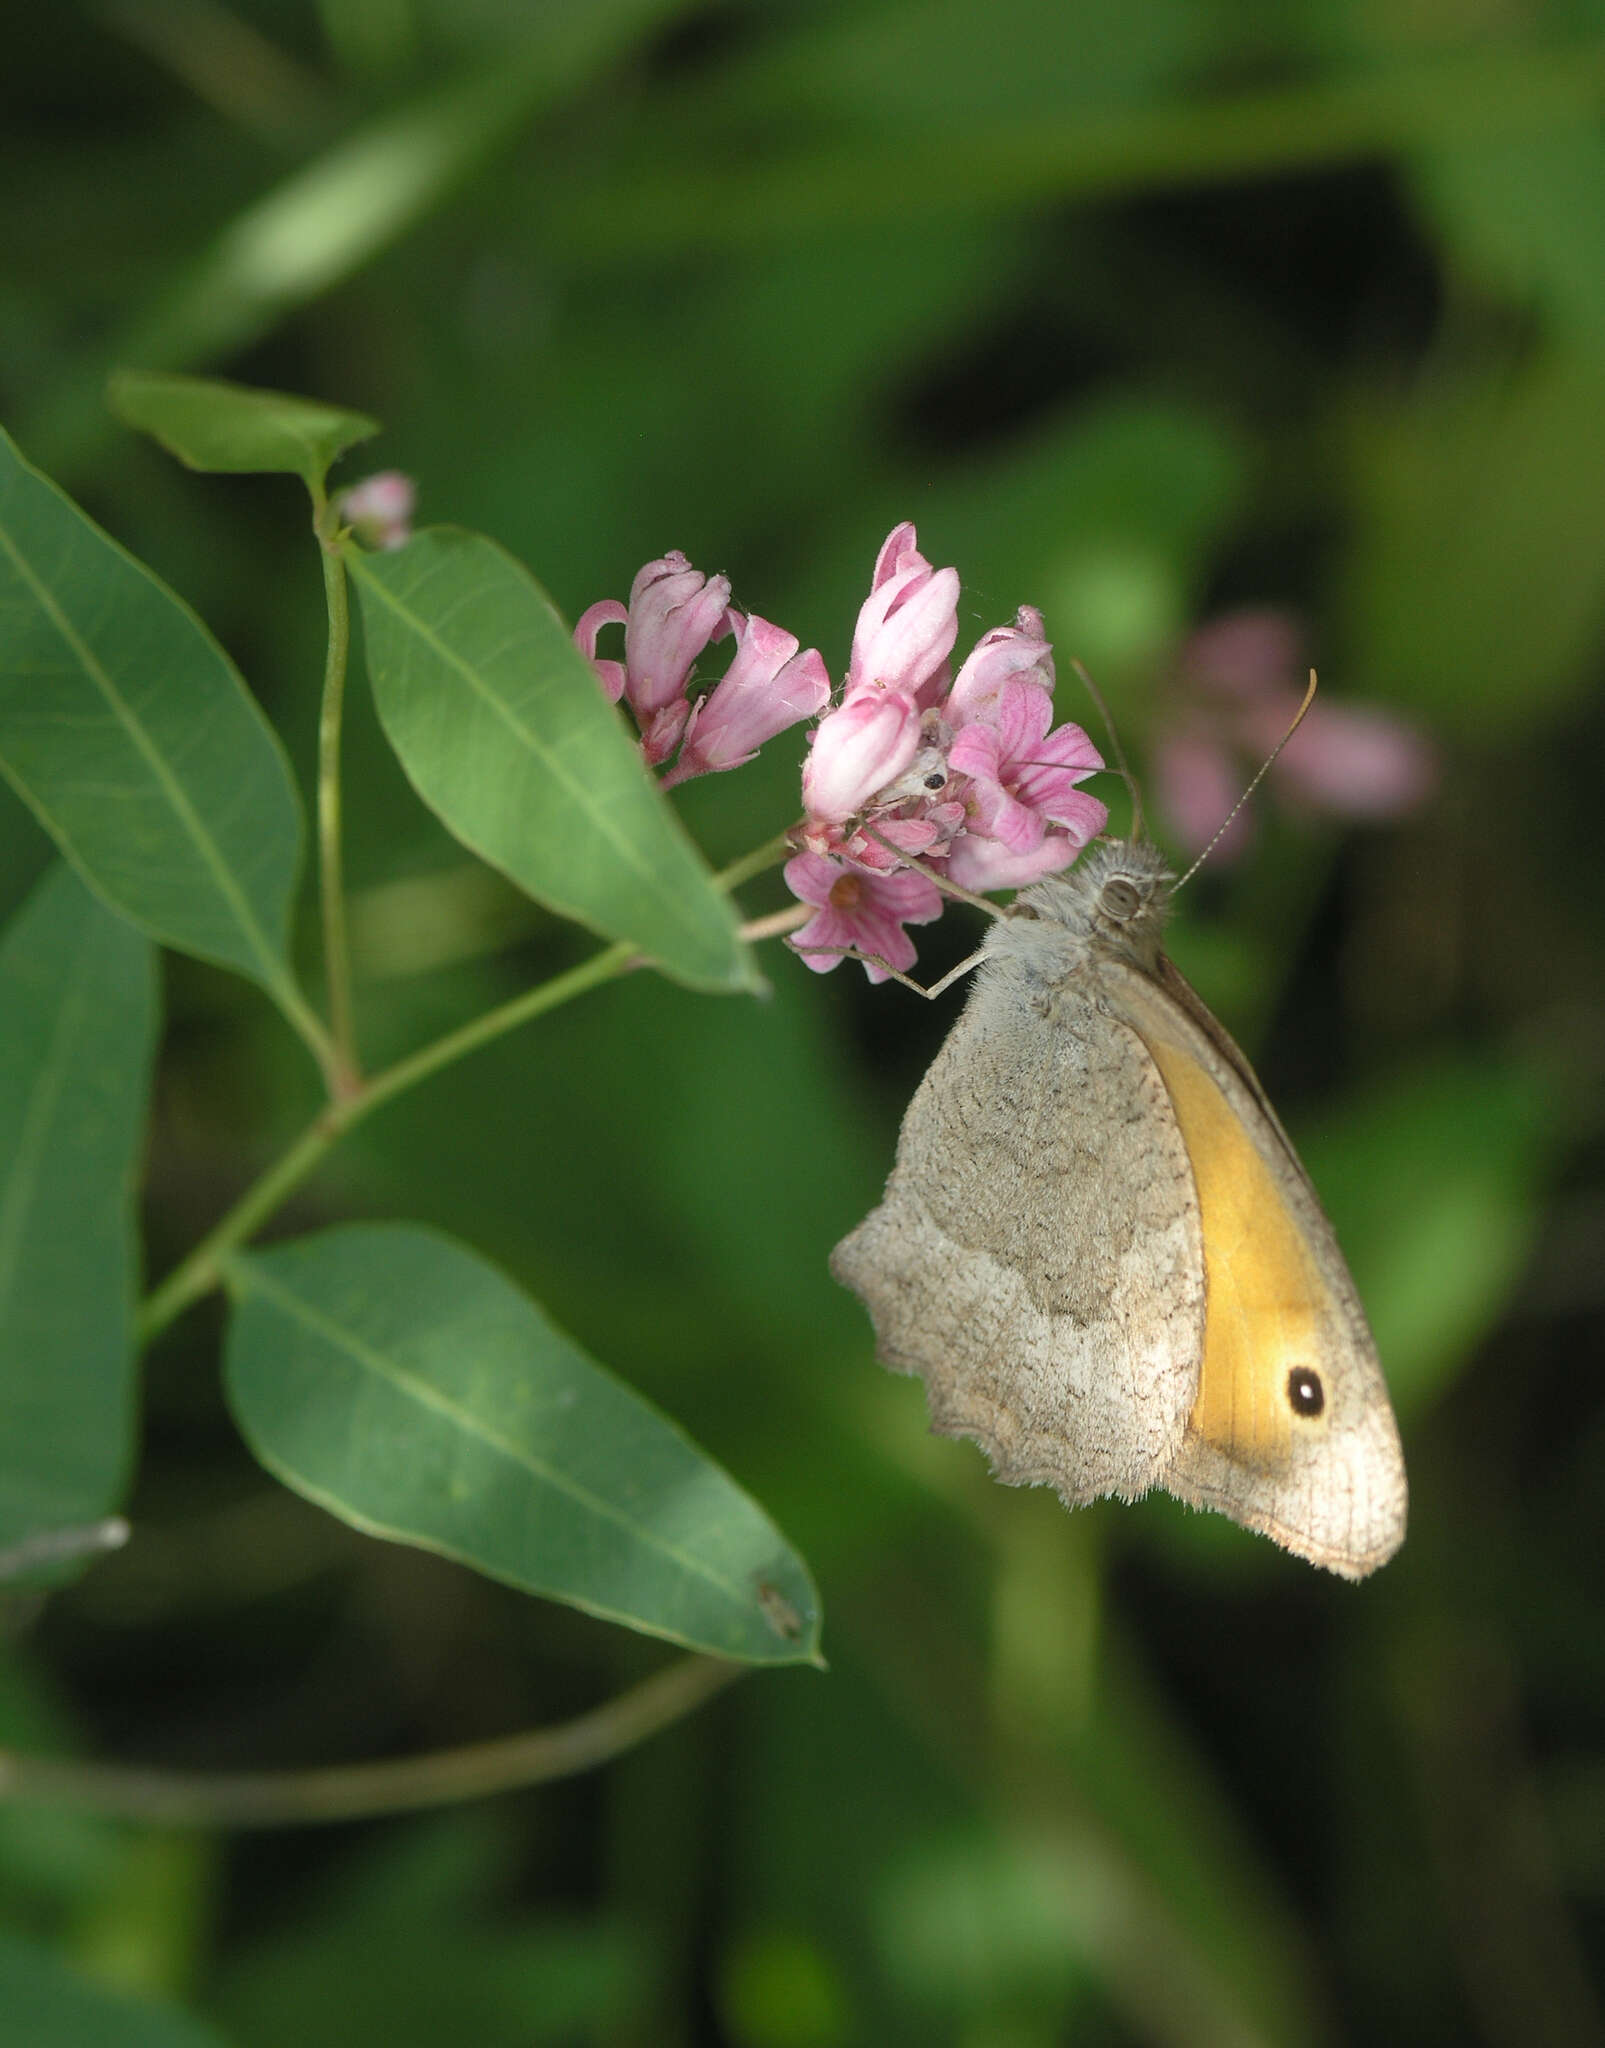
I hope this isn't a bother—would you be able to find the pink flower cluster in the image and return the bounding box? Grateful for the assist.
[786,524,1107,979]
[574,554,830,789]
[575,524,1108,982]
[1155,608,1437,860]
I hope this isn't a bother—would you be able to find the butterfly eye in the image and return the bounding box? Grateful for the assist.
[923,771,946,790]
[1286,1366,1325,1418]
[1100,878,1141,921]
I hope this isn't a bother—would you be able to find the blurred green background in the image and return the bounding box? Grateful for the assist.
[4,2,1605,2043]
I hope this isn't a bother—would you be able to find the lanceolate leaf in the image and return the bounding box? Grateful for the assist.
[222,1225,821,1665]
[0,425,307,1003]
[108,368,378,490]
[351,529,759,994]
[0,866,158,1575]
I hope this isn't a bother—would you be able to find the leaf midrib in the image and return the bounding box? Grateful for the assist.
[0,505,289,996]
[354,548,740,977]
[232,1259,750,1609]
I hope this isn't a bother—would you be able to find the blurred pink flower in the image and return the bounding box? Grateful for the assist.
[783,851,943,982]
[338,471,415,550]
[663,612,830,788]
[1155,606,1438,859]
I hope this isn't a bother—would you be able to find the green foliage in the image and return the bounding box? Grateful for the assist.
[107,371,377,491]
[0,868,157,1570]
[0,428,306,1007]
[0,1928,227,2048]
[352,529,757,993]
[212,1815,649,2048]
[1,1,1602,2043]
[222,1225,819,1663]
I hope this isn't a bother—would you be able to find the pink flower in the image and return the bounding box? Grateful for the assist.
[946,605,1055,726]
[947,681,1107,853]
[783,851,943,982]
[574,599,629,703]
[1153,727,1250,859]
[621,553,733,764]
[801,690,922,824]
[846,523,961,708]
[663,612,830,788]
[338,471,415,550]
[1156,607,1438,859]
[1241,697,1437,818]
[944,829,1086,892]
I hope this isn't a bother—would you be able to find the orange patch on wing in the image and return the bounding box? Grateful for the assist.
[1144,1037,1326,1466]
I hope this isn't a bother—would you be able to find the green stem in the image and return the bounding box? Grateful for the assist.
[138,940,636,1344]
[0,1654,742,1828]
[713,831,793,893]
[316,527,358,1091]
[137,1113,344,1343]
[139,839,794,1345]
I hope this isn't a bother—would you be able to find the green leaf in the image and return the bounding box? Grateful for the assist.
[108,369,377,491]
[0,1929,229,2048]
[0,865,158,1575]
[351,529,758,993]
[222,1224,820,1664]
[0,425,308,1008]
[1342,344,1605,734]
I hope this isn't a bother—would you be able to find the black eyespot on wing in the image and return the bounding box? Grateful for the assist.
[1287,1366,1325,1418]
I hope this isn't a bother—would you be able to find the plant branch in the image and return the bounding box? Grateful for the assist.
[0,1654,742,1828]
[138,837,797,1344]
[316,525,359,1091]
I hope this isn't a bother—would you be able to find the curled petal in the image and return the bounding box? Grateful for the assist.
[574,598,629,702]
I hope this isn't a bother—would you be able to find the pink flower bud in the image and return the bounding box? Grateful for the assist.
[663,612,830,787]
[802,690,922,824]
[337,471,415,550]
[847,525,960,706]
[623,553,733,719]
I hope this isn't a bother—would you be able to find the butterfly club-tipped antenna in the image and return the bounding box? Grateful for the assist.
[1173,668,1320,893]
[1071,658,1144,842]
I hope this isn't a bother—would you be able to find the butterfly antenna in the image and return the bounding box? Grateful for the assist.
[1174,668,1319,892]
[1071,658,1143,841]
